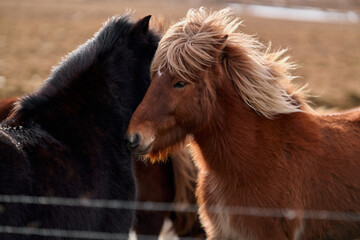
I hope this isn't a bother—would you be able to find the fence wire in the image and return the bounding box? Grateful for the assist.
[0,225,201,240]
[0,226,130,240]
[1,194,360,239]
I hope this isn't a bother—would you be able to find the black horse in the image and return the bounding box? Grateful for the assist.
[0,14,159,239]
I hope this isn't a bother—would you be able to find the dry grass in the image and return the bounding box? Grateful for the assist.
[0,0,359,109]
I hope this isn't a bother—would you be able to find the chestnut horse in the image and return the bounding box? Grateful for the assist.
[126,8,360,240]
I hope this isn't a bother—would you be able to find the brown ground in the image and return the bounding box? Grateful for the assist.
[0,0,359,109]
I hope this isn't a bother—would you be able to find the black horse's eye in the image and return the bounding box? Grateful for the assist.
[173,81,187,88]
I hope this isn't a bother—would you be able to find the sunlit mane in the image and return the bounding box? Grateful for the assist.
[151,7,311,118]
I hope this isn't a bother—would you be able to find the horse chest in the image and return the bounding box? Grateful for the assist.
[197,170,254,239]
[197,170,304,240]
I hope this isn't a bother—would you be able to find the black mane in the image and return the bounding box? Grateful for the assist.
[18,14,158,116]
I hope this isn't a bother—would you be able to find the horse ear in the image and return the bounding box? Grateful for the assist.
[218,35,228,62]
[219,34,228,50]
[129,15,151,37]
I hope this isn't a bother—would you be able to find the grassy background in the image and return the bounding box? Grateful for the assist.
[0,0,359,109]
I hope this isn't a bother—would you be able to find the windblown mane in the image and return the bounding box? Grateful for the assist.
[151,8,311,118]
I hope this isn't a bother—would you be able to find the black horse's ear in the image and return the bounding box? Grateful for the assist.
[129,15,151,37]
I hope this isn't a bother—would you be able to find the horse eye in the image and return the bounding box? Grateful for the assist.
[173,81,187,88]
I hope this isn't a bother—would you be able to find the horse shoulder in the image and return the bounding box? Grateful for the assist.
[0,130,31,194]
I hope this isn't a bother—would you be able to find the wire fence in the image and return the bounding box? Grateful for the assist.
[0,226,131,240]
[1,194,360,239]
[0,225,199,240]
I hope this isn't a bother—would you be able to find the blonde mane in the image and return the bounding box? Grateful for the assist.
[151,7,311,118]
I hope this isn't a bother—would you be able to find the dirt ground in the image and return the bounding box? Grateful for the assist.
[0,0,359,109]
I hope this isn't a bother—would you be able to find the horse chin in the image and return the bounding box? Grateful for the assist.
[144,140,187,164]
[144,150,170,164]
[131,142,154,157]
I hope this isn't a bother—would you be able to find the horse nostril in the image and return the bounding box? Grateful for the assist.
[126,133,141,151]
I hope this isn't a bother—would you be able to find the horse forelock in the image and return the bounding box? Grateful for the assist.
[151,8,237,82]
[151,7,311,118]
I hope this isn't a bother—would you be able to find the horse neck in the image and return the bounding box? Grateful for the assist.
[192,77,313,181]
[16,69,125,144]
[192,79,253,177]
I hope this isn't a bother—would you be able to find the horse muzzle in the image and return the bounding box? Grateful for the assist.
[125,132,154,155]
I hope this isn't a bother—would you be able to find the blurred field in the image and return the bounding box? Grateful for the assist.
[0,0,359,109]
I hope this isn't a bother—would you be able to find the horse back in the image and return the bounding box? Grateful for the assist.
[319,109,360,157]
[298,111,360,239]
